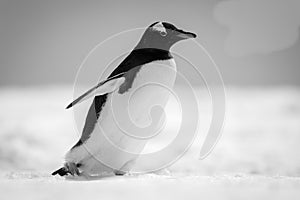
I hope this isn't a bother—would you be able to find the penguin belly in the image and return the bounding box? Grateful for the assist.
[68,59,177,176]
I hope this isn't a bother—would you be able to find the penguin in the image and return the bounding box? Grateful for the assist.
[52,21,196,178]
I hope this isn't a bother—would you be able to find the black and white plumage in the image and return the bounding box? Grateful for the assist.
[52,22,196,177]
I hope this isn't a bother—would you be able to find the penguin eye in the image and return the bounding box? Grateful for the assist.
[160,31,167,37]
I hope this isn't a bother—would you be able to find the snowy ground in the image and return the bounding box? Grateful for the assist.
[1,172,300,200]
[0,86,300,199]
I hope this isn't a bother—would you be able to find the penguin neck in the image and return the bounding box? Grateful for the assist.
[134,39,174,61]
[132,48,173,61]
[134,37,174,52]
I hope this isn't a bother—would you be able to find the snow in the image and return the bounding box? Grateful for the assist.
[0,85,300,199]
[1,172,300,200]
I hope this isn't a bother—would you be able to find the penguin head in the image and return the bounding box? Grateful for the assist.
[136,21,197,51]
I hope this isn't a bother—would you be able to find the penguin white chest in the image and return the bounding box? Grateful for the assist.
[113,58,177,128]
[95,58,177,158]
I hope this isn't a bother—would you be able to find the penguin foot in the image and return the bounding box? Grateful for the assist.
[51,167,69,176]
[52,162,80,176]
[114,170,126,176]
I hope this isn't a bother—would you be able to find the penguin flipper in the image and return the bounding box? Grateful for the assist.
[66,73,125,109]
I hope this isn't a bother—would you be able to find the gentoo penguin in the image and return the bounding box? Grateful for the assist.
[52,22,196,178]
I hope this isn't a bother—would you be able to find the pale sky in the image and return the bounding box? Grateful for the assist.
[0,0,299,86]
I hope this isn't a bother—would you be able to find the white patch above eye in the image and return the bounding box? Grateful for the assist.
[152,22,167,35]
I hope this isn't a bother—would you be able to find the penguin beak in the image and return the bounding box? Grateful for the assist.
[176,29,197,39]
